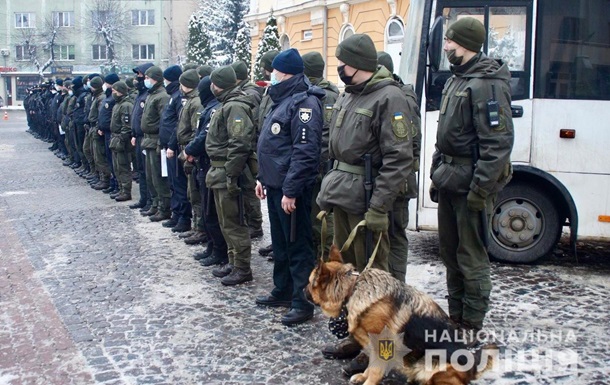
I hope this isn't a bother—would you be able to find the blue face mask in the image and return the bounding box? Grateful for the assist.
[270,72,282,86]
[144,79,153,89]
[84,83,90,90]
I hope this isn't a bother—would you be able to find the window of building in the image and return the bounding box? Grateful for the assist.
[302,30,313,41]
[56,45,75,61]
[91,11,109,24]
[132,10,154,26]
[133,44,155,60]
[92,45,108,61]
[280,34,290,51]
[384,18,404,73]
[339,24,354,42]
[53,11,74,27]
[15,45,30,61]
[15,13,36,28]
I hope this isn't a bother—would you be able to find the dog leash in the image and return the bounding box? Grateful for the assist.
[316,211,383,271]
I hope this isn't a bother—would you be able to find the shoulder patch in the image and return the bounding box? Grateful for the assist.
[181,99,187,107]
[105,103,109,109]
[299,108,312,124]
[123,113,130,124]
[140,101,145,109]
[392,112,409,140]
[231,117,244,136]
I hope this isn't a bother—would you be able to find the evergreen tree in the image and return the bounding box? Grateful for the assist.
[233,20,252,72]
[186,12,212,65]
[254,14,281,80]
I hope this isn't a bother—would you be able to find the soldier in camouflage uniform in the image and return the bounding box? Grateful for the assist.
[430,18,514,333]
[232,60,264,239]
[89,77,112,191]
[141,66,171,220]
[109,81,134,201]
[317,34,415,364]
[206,66,257,286]
[175,69,202,233]
[377,51,422,284]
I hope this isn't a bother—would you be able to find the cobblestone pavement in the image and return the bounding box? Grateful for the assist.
[1,111,609,385]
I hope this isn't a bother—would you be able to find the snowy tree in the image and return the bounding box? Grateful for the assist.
[488,26,524,71]
[85,0,132,74]
[233,20,252,72]
[13,16,65,79]
[254,14,281,80]
[186,13,213,65]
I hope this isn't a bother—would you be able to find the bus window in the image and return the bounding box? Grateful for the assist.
[489,6,529,100]
[534,0,610,100]
[427,5,531,111]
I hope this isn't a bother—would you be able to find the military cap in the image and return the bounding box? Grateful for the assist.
[179,69,200,89]
[145,66,164,82]
[90,76,103,90]
[446,17,486,52]
[336,34,378,72]
[260,50,279,72]
[197,65,213,78]
[231,61,249,81]
[302,51,325,78]
[211,65,237,89]
[183,63,198,71]
[112,81,128,95]
[376,51,394,73]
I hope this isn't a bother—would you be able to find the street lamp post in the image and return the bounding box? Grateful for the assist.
[164,17,174,64]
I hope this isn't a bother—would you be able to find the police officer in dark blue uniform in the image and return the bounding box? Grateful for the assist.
[129,63,154,210]
[254,48,324,326]
[98,73,120,194]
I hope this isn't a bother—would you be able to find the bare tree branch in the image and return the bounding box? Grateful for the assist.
[85,0,132,73]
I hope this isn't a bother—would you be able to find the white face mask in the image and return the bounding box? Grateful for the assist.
[164,80,170,88]
[55,84,61,91]
[68,90,74,96]
[102,84,108,92]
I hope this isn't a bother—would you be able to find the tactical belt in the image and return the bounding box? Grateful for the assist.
[333,161,379,177]
[440,154,472,165]
[210,160,226,168]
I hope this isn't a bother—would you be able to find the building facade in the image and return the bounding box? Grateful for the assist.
[246,0,411,85]
[0,0,197,106]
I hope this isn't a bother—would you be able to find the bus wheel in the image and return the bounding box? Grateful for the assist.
[489,183,562,263]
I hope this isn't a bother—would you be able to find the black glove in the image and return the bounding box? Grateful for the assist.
[429,183,439,203]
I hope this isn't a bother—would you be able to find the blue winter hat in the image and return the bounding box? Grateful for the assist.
[163,65,183,82]
[71,76,83,89]
[104,73,120,85]
[88,73,101,80]
[55,79,63,86]
[272,48,304,75]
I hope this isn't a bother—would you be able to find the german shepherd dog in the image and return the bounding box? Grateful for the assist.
[306,245,496,385]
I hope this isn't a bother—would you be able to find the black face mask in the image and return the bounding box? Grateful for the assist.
[338,65,358,85]
[446,49,464,66]
[136,76,146,91]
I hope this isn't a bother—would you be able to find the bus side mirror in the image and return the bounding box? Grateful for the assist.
[428,16,444,73]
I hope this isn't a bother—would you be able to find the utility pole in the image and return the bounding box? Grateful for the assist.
[164,17,173,63]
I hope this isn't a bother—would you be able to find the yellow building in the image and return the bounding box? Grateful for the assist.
[246,0,411,84]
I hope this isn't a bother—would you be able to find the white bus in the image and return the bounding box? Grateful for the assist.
[399,0,610,262]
